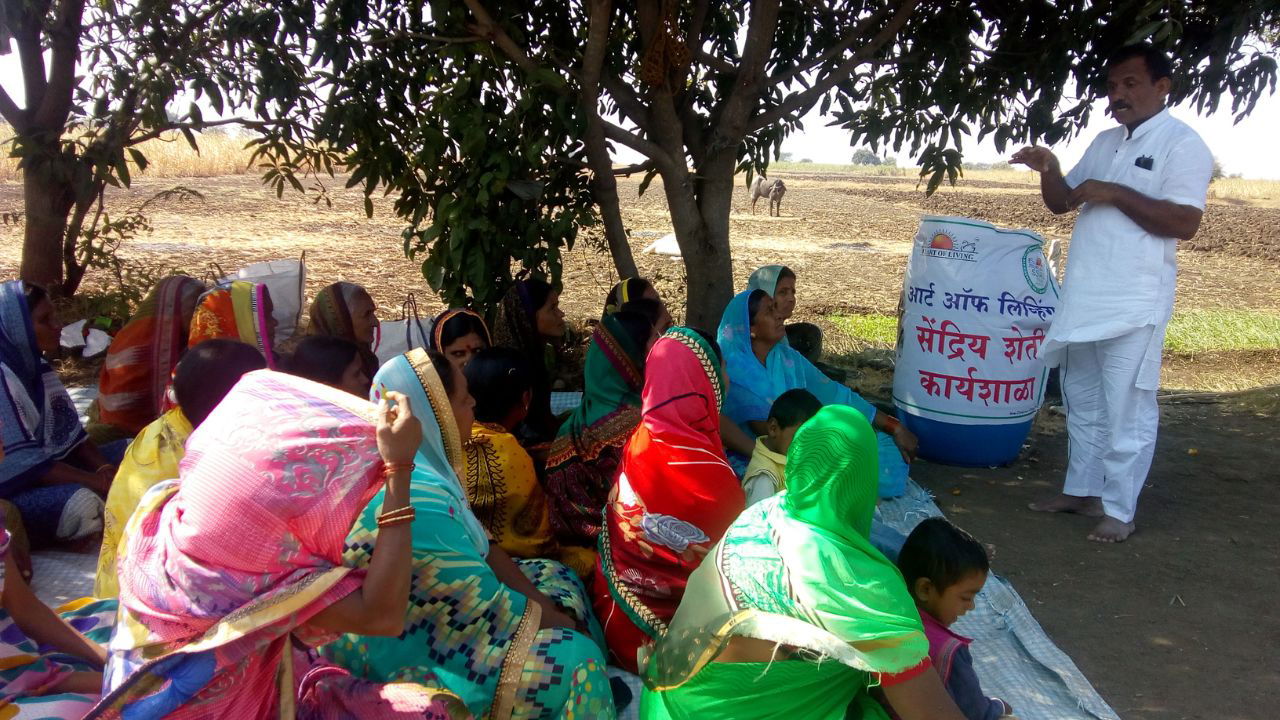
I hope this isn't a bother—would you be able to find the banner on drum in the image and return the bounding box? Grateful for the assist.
[893,216,1060,426]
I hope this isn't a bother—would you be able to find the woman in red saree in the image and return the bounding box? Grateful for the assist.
[96,276,206,436]
[591,326,746,673]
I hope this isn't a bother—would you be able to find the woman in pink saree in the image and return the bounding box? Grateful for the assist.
[86,370,469,719]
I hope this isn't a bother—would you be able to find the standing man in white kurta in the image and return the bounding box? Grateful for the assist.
[1011,43,1213,543]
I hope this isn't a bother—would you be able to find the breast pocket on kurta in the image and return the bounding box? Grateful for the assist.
[1115,153,1160,196]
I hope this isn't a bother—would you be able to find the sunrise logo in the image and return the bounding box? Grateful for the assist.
[922,230,978,261]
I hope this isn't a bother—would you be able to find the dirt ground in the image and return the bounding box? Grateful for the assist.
[1,171,1278,718]
[913,388,1280,720]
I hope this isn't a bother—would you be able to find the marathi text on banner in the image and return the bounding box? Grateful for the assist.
[893,216,1060,426]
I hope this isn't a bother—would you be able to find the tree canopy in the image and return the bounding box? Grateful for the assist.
[271,0,1278,325]
[5,0,1278,324]
[1,0,329,294]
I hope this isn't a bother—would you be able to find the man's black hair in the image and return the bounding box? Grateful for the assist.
[283,335,362,389]
[174,339,267,427]
[1106,42,1173,82]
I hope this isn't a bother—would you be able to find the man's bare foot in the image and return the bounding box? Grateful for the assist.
[1088,516,1135,543]
[1027,493,1104,517]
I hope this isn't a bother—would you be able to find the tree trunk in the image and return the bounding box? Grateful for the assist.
[582,118,639,279]
[591,175,640,280]
[19,159,75,294]
[663,160,735,329]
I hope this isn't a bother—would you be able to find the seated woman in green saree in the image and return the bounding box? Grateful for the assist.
[641,405,968,720]
[325,349,615,720]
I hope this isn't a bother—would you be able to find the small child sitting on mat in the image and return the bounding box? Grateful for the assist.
[741,388,822,506]
[895,517,1014,720]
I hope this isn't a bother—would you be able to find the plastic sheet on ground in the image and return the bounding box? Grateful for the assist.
[878,481,1119,720]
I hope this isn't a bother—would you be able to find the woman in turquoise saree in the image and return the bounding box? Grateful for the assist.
[718,287,917,497]
[640,405,966,720]
[325,349,615,720]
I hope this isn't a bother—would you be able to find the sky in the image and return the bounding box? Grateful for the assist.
[4,46,1278,179]
[773,91,1280,179]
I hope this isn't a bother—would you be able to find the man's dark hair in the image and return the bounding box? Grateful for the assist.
[768,389,822,430]
[897,517,990,594]
[174,339,267,427]
[464,347,533,424]
[1107,43,1173,82]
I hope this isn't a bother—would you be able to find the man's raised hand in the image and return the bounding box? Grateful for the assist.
[1010,146,1060,175]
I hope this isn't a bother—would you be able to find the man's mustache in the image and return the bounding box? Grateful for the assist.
[1108,101,1132,114]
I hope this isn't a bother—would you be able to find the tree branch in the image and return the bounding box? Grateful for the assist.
[602,121,677,172]
[125,117,290,146]
[749,0,921,132]
[15,0,51,114]
[712,0,782,147]
[33,0,87,129]
[0,87,27,132]
[601,75,653,133]
[612,160,655,176]
[368,32,483,46]
[770,2,896,87]
[696,49,737,75]
[462,0,543,76]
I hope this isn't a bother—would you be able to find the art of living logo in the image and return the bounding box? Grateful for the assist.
[920,230,979,261]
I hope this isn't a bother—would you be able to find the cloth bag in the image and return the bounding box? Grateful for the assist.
[373,294,432,364]
[218,254,306,342]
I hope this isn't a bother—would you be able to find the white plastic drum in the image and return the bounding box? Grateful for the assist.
[893,216,1060,466]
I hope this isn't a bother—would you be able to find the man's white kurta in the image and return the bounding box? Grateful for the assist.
[1044,109,1213,389]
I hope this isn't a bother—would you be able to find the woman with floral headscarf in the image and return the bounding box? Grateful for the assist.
[187,280,277,367]
[592,327,745,674]
[89,370,468,719]
[641,405,965,720]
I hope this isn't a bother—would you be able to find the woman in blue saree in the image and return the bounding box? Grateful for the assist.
[717,287,917,497]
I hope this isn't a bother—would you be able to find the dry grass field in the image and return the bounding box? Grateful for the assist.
[2,130,1278,391]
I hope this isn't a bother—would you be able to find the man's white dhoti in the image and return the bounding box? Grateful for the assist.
[1060,326,1159,524]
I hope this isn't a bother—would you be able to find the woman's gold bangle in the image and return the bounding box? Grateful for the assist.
[376,506,416,527]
